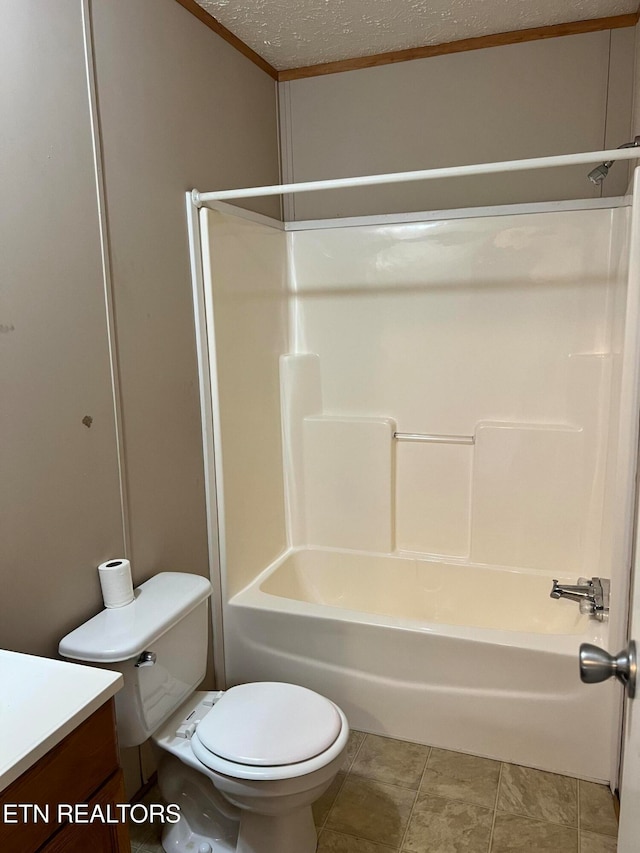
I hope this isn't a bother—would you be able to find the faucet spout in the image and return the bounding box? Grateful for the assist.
[550,582,593,602]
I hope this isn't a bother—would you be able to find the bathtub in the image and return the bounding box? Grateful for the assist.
[225,547,615,781]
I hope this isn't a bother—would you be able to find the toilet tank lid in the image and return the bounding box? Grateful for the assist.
[59,572,211,663]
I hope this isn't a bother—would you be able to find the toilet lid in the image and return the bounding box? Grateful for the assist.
[195,682,342,766]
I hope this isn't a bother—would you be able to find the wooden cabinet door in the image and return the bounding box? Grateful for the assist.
[41,770,130,853]
[0,701,121,853]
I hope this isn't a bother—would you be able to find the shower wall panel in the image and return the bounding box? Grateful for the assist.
[396,442,472,557]
[201,210,288,595]
[287,208,623,571]
[471,423,585,572]
[302,416,395,551]
[280,354,323,546]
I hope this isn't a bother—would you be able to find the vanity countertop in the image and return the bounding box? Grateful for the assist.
[0,649,122,792]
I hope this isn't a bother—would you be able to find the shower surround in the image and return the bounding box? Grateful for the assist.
[199,200,633,782]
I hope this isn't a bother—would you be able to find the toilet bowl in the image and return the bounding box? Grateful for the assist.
[155,686,349,853]
[59,572,349,853]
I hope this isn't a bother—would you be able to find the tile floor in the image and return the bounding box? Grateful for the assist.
[128,730,618,852]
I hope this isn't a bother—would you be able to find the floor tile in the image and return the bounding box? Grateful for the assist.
[420,748,501,808]
[491,812,578,852]
[135,822,163,851]
[128,785,165,851]
[314,772,346,827]
[326,777,416,847]
[128,738,614,853]
[343,730,366,771]
[128,819,152,850]
[402,792,493,853]
[137,841,164,853]
[139,783,164,805]
[318,828,398,851]
[580,830,618,852]
[351,734,430,790]
[578,782,618,837]
[498,763,577,826]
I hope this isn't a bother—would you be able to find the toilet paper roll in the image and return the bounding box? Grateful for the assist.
[98,559,134,608]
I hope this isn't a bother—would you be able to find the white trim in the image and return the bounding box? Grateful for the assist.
[194,148,640,204]
[81,0,131,559]
[194,194,629,234]
[607,170,640,792]
[285,196,630,231]
[185,194,227,689]
[198,199,284,231]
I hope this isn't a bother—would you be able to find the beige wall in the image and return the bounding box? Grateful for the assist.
[633,21,640,136]
[0,0,125,659]
[1,0,279,795]
[280,29,636,220]
[90,0,279,582]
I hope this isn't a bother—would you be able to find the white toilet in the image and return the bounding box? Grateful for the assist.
[59,572,349,853]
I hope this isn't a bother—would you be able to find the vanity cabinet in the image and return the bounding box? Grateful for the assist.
[0,699,130,853]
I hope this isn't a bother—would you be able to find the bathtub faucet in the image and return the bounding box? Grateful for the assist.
[550,577,610,621]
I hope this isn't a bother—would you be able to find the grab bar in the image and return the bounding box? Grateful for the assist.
[394,432,475,445]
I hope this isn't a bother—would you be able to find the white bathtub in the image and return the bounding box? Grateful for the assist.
[226,547,615,781]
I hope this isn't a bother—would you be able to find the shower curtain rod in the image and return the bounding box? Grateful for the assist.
[192,147,639,204]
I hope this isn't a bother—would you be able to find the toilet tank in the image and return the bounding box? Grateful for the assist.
[59,572,211,747]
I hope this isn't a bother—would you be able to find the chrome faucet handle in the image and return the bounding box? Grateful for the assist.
[549,577,610,621]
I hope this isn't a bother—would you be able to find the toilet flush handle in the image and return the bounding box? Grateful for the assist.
[135,651,157,668]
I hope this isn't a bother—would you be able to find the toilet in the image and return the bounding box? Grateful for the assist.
[59,572,349,853]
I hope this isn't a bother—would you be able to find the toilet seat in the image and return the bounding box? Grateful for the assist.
[196,682,342,766]
[190,683,349,781]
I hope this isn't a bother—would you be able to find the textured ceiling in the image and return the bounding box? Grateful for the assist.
[197,0,638,70]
